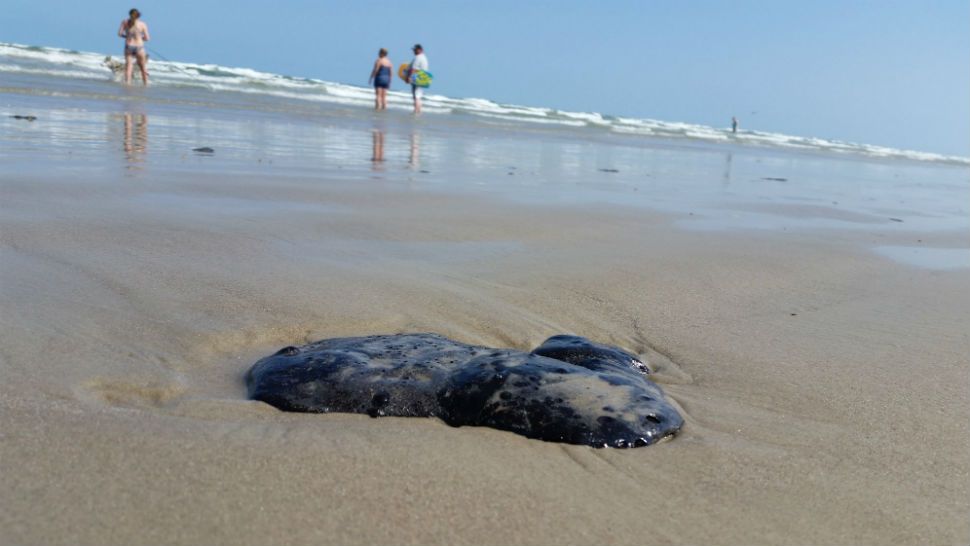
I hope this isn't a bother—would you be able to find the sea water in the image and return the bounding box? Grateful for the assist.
[3,42,968,164]
[2,41,968,265]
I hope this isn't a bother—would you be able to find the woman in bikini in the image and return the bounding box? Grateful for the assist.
[117,8,151,85]
[368,48,393,110]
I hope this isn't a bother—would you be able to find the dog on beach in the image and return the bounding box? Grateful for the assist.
[103,55,147,82]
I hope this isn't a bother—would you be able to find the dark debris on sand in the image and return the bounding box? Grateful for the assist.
[247,333,683,448]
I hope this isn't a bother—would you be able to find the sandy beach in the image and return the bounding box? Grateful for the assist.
[2,61,969,545]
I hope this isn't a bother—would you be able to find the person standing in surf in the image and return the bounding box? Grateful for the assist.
[407,44,429,114]
[117,8,151,85]
[368,48,393,110]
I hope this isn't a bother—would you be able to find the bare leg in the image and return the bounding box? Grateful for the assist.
[136,51,149,86]
[379,88,387,110]
[124,53,135,84]
[412,87,422,114]
[374,88,380,110]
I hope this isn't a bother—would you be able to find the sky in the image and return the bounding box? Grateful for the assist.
[3,0,969,156]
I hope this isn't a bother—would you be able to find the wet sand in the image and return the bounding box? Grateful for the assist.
[2,88,969,545]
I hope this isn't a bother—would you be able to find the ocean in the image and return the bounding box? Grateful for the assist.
[3,41,968,165]
[3,41,968,243]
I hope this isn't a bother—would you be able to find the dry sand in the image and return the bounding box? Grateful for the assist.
[2,162,968,545]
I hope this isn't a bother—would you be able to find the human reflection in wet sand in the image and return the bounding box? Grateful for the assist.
[722,151,733,186]
[409,131,421,169]
[368,128,422,175]
[123,112,148,171]
[371,129,385,171]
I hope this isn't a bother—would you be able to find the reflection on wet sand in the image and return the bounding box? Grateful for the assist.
[722,152,733,185]
[369,128,422,174]
[371,129,384,170]
[409,131,420,169]
[123,112,147,170]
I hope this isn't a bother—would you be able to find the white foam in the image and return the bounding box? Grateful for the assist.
[556,110,611,125]
[472,112,587,127]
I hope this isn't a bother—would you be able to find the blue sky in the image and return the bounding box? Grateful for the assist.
[4,0,968,155]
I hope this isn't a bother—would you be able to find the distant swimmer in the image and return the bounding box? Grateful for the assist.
[368,48,393,110]
[731,116,739,134]
[117,8,150,85]
[407,44,429,114]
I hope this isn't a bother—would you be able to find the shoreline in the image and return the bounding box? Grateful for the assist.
[3,41,969,166]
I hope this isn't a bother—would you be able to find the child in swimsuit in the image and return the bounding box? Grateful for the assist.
[117,8,150,85]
